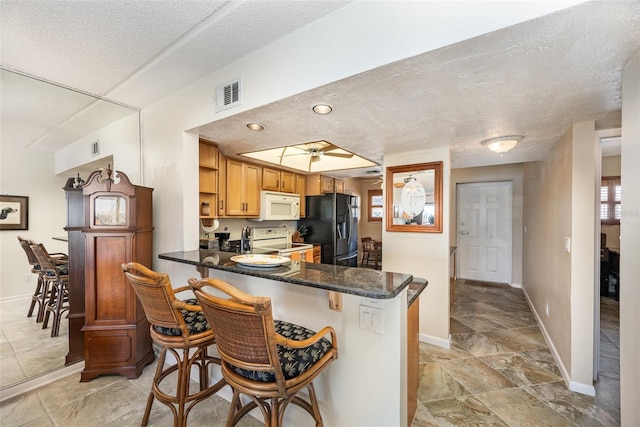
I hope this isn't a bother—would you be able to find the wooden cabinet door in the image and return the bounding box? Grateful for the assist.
[280,170,295,193]
[296,174,306,217]
[321,175,335,193]
[226,159,245,216]
[218,150,227,216]
[262,167,281,191]
[335,179,345,193]
[244,163,261,216]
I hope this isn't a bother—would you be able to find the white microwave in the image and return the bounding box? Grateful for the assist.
[258,191,300,221]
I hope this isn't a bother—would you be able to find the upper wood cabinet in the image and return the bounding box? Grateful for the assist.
[199,139,219,218]
[226,159,261,216]
[306,174,344,195]
[295,174,306,218]
[263,167,295,193]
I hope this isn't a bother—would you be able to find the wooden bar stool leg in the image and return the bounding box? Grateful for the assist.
[42,281,57,329]
[36,277,51,323]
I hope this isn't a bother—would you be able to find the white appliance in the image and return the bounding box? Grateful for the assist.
[259,191,300,221]
[250,227,313,259]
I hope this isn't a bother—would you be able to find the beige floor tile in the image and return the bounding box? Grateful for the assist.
[439,357,517,394]
[524,381,618,427]
[424,395,509,427]
[0,390,49,426]
[479,352,562,387]
[476,388,575,426]
[417,362,470,403]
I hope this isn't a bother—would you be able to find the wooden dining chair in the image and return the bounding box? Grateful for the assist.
[361,237,381,269]
[18,236,67,322]
[29,242,69,337]
[189,277,338,427]
[121,262,227,427]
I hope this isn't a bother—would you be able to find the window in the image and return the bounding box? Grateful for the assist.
[368,189,383,222]
[601,176,621,225]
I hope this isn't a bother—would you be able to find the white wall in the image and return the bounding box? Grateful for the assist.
[382,147,451,345]
[620,53,640,426]
[0,144,68,299]
[55,112,140,183]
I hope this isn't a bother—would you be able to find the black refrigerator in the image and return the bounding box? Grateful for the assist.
[298,193,358,267]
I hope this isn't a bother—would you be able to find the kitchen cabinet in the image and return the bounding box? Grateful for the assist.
[296,174,306,217]
[199,139,219,218]
[289,249,314,263]
[218,150,227,216]
[306,174,342,195]
[263,167,295,193]
[80,169,154,382]
[226,159,261,216]
[312,244,321,263]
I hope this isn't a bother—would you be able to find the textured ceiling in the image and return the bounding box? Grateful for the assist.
[1,1,637,176]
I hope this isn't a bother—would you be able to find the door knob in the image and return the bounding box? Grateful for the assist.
[461,230,469,235]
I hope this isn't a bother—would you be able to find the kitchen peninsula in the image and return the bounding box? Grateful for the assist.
[159,249,427,426]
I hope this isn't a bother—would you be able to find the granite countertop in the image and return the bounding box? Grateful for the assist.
[159,249,426,301]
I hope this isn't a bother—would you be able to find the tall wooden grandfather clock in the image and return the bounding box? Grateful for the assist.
[80,168,154,382]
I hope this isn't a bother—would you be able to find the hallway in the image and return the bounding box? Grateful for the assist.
[412,279,620,426]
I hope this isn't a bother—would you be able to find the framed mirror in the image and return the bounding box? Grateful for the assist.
[386,161,443,233]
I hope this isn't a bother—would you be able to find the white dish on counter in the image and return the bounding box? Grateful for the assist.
[230,254,290,268]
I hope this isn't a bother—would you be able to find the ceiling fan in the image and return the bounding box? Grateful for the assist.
[280,141,354,165]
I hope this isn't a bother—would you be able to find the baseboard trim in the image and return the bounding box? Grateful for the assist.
[521,288,595,396]
[510,282,523,289]
[419,333,451,349]
[0,361,85,402]
[569,380,596,396]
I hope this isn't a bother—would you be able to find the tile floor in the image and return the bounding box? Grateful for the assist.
[1,279,620,426]
[0,296,69,387]
[412,280,620,427]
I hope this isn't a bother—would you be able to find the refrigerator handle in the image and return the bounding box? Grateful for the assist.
[346,203,353,244]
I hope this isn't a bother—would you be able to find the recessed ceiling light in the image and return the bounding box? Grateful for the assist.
[312,104,332,114]
[481,135,523,153]
[247,123,265,131]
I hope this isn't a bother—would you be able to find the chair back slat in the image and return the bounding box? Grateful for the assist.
[190,278,282,377]
[18,236,39,265]
[30,243,59,276]
[121,262,185,331]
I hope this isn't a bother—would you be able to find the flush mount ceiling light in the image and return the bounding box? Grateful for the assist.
[312,104,332,114]
[481,135,523,153]
[246,123,265,131]
[240,140,377,173]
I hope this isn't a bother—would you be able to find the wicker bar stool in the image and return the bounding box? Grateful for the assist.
[30,243,69,337]
[18,236,67,322]
[189,277,338,427]
[121,262,227,427]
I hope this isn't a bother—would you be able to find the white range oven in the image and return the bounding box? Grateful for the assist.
[250,227,313,261]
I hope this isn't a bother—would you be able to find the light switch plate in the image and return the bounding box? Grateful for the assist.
[360,305,384,334]
[565,237,571,253]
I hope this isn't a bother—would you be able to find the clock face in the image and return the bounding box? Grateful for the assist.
[94,196,127,226]
[400,180,426,217]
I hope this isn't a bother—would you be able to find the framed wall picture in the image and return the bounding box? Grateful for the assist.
[0,195,29,230]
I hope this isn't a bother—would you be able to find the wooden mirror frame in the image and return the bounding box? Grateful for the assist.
[385,161,443,233]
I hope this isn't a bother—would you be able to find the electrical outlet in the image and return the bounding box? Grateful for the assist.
[25,274,32,282]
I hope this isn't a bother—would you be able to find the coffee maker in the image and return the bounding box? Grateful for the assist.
[215,232,231,251]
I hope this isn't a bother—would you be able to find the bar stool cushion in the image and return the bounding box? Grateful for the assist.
[232,320,333,382]
[45,266,68,276]
[153,298,209,336]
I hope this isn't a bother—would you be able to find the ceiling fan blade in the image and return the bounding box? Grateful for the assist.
[323,152,353,159]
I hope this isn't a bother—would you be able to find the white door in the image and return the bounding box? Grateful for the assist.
[457,182,512,283]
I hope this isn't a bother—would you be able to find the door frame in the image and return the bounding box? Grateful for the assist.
[456,181,513,284]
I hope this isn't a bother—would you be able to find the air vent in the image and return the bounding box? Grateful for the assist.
[215,78,242,112]
[91,140,100,157]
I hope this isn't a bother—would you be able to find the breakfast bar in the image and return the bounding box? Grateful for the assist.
[159,249,427,426]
